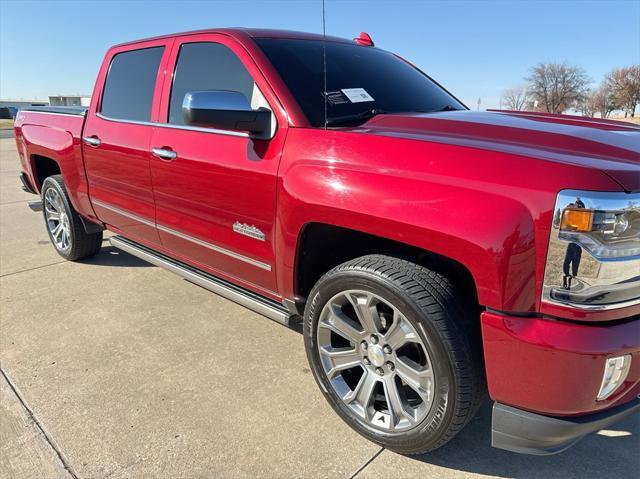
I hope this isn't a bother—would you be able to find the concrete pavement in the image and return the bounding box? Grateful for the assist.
[1,137,638,478]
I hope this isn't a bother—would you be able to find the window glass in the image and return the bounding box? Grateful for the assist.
[168,42,255,125]
[256,39,465,127]
[100,47,164,121]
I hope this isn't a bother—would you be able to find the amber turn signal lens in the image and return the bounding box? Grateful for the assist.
[560,209,594,232]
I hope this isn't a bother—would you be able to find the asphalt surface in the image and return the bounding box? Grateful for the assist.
[1,137,638,478]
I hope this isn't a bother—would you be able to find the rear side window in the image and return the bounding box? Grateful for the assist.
[100,46,164,122]
[168,42,254,125]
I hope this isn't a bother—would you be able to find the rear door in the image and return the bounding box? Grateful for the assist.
[83,39,172,245]
[149,33,287,296]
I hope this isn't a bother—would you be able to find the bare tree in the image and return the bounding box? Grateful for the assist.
[501,86,531,111]
[578,85,616,118]
[605,66,640,117]
[577,90,597,117]
[526,62,590,114]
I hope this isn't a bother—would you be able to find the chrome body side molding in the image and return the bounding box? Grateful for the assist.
[92,199,156,227]
[156,224,271,271]
[109,236,291,326]
[93,199,271,271]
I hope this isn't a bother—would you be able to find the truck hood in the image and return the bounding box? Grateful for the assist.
[362,110,640,191]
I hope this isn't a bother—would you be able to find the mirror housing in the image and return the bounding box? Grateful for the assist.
[182,90,271,137]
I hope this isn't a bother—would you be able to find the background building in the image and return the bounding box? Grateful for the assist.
[48,95,91,107]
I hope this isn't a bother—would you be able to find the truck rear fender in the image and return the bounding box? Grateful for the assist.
[16,113,97,221]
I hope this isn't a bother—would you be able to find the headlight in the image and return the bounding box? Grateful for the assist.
[543,190,640,310]
[558,205,640,260]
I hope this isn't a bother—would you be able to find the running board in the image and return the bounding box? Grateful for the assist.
[109,235,292,326]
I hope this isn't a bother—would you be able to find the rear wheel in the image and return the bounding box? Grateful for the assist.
[42,175,102,261]
[304,254,483,454]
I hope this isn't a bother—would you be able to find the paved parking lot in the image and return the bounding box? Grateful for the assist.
[1,135,638,478]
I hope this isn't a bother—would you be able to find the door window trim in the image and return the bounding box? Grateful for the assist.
[95,112,250,138]
[98,45,166,123]
[157,37,277,138]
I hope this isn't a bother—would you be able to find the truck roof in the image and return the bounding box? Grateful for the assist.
[112,28,352,48]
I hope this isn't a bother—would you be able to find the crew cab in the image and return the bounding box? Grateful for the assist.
[14,28,640,455]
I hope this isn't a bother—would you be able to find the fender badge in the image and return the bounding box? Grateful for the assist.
[233,221,266,241]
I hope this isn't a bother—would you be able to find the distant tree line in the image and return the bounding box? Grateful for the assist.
[501,64,640,118]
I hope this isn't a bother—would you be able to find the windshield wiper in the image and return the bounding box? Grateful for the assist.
[325,108,387,127]
[434,104,462,112]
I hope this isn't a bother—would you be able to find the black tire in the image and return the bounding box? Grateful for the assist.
[304,254,484,455]
[41,175,102,261]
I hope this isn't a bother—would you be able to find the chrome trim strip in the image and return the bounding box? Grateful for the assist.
[93,198,271,271]
[543,295,640,312]
[157,224,271,271]
[92,199,156,227]
[21,110,86,118]
[109,236,288,324]
[95,112,250,138]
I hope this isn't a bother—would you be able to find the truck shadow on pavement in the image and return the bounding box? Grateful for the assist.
[410,398,639,478]
[79,244,152,268]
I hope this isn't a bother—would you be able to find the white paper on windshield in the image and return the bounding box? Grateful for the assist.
[341,88,375,103]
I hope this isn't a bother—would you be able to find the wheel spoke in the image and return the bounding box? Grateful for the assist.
[346,371,377,419]
[320,346,361,378]
[320,303,364,344]
[384,379,412,428]
[384,312,417,350]
[52,223,63,240]
[345,292,380,333]
[395,356,433,401]
[46,210,60,221]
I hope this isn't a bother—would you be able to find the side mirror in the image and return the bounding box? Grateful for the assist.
[182,90,271,137]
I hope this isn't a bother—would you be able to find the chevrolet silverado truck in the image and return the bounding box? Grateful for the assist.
[14,28,640,456]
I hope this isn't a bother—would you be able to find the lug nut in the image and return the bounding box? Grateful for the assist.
[383,345,392,354]
[361,341,368,351]
[363,357,371,366]
[386,361,395,371]
[370,335,379,344]
[376,367,384,376]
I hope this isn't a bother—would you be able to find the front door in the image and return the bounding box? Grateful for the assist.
[83,39,171,245]
[150,34,286,296]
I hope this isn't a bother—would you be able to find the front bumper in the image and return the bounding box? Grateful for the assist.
[482,311,640,415]
[492,398,640,455]
[482,310,640,453]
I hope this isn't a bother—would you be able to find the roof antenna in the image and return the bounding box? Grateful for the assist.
[322,0,327,129]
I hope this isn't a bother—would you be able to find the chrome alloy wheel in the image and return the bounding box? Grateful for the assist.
[317,290,435,431]
[44,188,71,251]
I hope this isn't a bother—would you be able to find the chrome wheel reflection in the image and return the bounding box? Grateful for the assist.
[317,290,434,432]
[44,188,71,251]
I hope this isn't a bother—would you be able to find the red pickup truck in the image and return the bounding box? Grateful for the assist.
[14,28,640,456]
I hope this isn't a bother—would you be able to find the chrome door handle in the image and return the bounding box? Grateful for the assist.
[151,147,177,161]
[83,136,101,147]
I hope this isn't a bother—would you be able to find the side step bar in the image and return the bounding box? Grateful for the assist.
[109,235,292,326]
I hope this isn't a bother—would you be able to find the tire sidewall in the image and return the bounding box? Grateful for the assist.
[304,268,459,451]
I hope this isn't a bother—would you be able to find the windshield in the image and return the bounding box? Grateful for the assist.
[255,38,466,127]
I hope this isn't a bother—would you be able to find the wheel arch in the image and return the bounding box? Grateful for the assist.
[292,222,480,314]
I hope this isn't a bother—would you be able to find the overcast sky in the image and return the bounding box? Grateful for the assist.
[1,0,638,109]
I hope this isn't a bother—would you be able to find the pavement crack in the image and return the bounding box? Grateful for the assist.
[0,260,67,278]
[1,366,79,479]
[348,447,384,479]
[0,199,33,206]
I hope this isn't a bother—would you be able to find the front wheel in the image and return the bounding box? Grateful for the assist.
[304,255,483,455]
[41,175,102,261]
